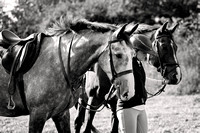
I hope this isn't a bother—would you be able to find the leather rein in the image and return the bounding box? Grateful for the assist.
[147,34,181,98]
[58,33,133,112]
[58,33,133,90]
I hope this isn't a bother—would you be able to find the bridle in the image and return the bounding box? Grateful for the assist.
[147,34,182,98]
[153,35,181,79]
[107,39,134,102]
[108,39,133,83]
[58,32,134,111]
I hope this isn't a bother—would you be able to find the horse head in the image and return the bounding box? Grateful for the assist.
[149,22,182,84]
[98,23,139,101]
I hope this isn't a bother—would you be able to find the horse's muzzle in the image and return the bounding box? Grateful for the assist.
[166,66,182,85]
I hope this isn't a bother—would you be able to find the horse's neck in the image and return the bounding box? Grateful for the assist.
[143,31,155,42]
[63,32,108,82]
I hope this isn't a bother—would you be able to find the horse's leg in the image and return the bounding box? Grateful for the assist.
[52,109,71,133]
[83,96,101,133]
[74,96,88,133]
[29,110,47,133]
[108,96,119,133]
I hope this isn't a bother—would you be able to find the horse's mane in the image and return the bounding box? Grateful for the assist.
[134,23,160,34]
[47,17,117,36]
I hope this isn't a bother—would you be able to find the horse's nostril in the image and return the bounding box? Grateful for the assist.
[123,92,128,97]
[157,67,161,72]
[171,73,176,78]
[168,73,178,84]
[172,73,178,80]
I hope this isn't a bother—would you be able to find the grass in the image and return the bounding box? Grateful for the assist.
[0,94,200,133]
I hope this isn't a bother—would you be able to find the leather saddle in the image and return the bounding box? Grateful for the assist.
[0,30,46,110]
[0,30,34,48]
[0,30,44,73]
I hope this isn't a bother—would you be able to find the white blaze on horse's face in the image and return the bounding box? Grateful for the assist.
[98,24,140,101]
[99,40,135,101]
[111,41,135,100]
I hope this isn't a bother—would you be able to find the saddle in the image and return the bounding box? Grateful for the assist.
[0,30,34,49]
[0,30,46,110]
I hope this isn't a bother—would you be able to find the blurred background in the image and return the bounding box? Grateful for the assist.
[0,0,199,95]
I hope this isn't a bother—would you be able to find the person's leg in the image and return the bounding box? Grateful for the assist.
[117,108,139,133]
[137,110,148,133]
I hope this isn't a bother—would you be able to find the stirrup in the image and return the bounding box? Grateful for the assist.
[7,95,15,110]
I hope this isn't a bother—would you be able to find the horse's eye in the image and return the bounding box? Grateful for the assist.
[160,43,168,50]
[116,53,122,58]
[174,45,178,51]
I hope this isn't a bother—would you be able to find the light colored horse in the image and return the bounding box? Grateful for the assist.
[0,18,139,133]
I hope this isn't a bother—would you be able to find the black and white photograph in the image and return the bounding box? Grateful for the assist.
[0,0,199,133]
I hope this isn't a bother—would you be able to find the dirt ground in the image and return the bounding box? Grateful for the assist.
[0,94,200,133]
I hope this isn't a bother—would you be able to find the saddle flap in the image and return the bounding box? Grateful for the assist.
[1,45,23,73]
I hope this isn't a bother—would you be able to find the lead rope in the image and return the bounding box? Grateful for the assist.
[77,84,116,112]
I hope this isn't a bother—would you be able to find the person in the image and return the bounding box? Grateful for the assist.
[116,34,165,133]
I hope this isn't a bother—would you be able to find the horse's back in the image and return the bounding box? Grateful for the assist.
[0,35,76,117]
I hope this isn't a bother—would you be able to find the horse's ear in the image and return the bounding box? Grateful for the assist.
[161,22,168,32]
[114,23,128,39]
[170,23,179,33]
[125,23,139,36]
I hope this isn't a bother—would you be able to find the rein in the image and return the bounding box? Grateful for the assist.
[77,38,134,112]
[146,34,181,98]
[77,84,116,112]
[147,84,166,98]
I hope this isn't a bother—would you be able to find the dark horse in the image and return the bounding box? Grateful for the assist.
[74,22,182,133]
[0,18,139,133]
